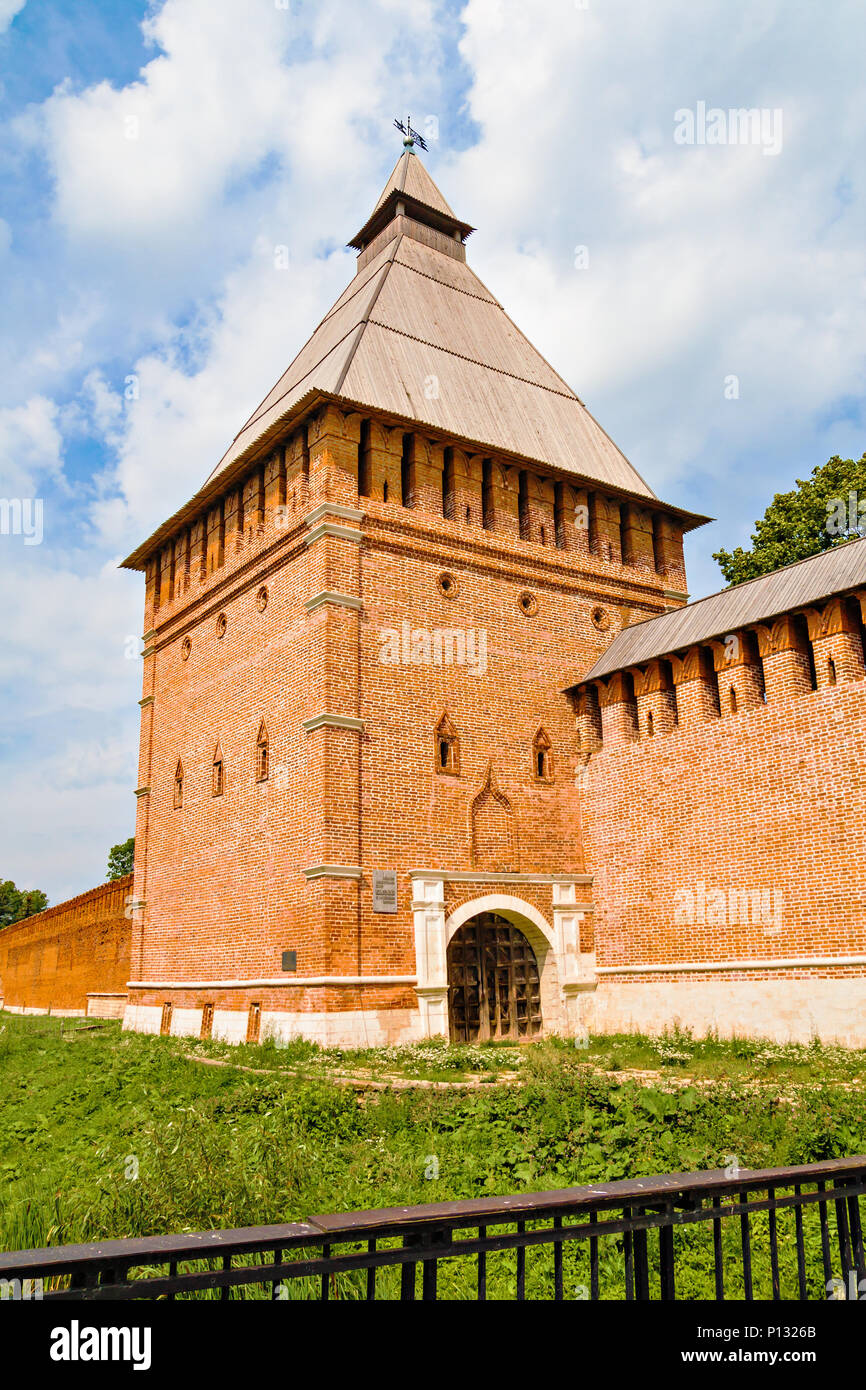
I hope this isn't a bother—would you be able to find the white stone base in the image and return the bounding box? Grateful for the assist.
[122,1003,162,1035]
[593,977,866,1047]
[86,994,127,1020]
[122,1003,424,1048]
[0,1004,85,1018]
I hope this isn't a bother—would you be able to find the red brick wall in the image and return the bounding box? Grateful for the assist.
[130,400,681,1021]
[0,875,133,1013]
[582,678,866,979]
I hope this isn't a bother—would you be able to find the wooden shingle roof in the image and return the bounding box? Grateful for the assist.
[573,536,866,686]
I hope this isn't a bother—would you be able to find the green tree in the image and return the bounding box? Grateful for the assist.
[713,452,866,586]
[106,837,135,881]
[0,879,49,929]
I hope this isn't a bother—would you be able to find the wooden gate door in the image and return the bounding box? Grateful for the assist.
[447,914,542,1042]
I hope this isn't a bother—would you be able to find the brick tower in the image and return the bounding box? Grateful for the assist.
[121,140,705,1046]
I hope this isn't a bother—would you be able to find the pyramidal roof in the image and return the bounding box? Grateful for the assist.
[125,152,709,568]
[371,147,457,219]
[203,151,658,500]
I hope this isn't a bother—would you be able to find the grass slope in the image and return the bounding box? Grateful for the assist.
[1,1015,864,1298]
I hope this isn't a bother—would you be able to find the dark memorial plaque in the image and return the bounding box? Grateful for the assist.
[372,869,398,914]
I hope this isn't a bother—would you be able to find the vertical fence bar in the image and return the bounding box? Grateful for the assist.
[713,1203,725,1301]
[793,1186,807,1300]
[320,1244,330,1301]
[221,1254,231,1301]
[270,1248,281,1301]
[739,1191,753,1301]
[834,1184,853,1294]
[624,1207,634,1301]
[847,1188,865,1289]
[633,1210,650,1301]
[366,1239,377,1301]
[590,1230,599,1302]
[477,1224,487,1301]
[516,1220,526,1301]
[818,1182,833,1295]
[167,1261,177,1301]
[768,1187,781,1301]
[422,1251,438,1301]
[659,1204,675,1301]
[400,1236,417,1302]
[554,1216,563,1301]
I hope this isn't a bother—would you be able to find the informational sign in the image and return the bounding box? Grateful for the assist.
[281,950,297,972]
[372,870,398,914]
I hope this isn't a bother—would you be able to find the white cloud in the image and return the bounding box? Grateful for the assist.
[0,396,64,497]
[0,0,25,35]
[451,0,866,506]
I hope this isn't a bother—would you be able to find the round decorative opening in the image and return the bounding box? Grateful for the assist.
[591,605,610,632]
[518,590,538,616]
[216,612,228,639]
[181,636,192,662]
[256,586,268,613]
[437,571,459,599]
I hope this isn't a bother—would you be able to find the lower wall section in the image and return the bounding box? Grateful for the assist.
[123,1003,423,1047]
[592,974,866,1047]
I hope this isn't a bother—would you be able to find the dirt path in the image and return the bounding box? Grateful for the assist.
[183,1051,520,1091]
[182,1051,859,1095]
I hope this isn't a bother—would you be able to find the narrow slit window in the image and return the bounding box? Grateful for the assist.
[482,459,494,530]
[255,721,269,781]
[173,759,183,809]
[435,714,460,775]
[518,471,530,540]
[443,448,455,519]
[533,728,553,782]
[401,432,413,507]
[212,744,225,797]
[828,657,837,686]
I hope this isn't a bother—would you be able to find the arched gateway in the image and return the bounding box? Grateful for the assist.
[447,912,543,1042]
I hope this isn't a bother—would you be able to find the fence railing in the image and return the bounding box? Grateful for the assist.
[2,1155,865,1301]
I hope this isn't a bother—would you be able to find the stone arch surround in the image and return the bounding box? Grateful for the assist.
[443,894,563,1035]
[411,874,596,1040]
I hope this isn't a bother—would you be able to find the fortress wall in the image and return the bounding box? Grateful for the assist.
[0,875,133,1016]
[582,669,866,1044]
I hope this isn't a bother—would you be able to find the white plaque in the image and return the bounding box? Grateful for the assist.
[372,869,398,914]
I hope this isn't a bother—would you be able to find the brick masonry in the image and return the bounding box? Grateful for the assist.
[6,162,866,1047]
[0,876,132,1016]
[7,397,866,1046]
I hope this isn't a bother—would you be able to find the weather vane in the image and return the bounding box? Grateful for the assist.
[394,115,428,152]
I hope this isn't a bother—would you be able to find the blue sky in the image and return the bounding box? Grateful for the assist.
[0,0,864,903]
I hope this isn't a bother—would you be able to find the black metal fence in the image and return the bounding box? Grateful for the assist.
[1,1155,864,1301]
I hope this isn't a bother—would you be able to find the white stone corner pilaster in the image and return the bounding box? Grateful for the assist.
[410,872,448,1037]
[552,879,597,1038]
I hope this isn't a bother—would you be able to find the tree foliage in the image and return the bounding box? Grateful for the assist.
[713,452,866,586]
[106,837,135,881]
[0,879,49,930]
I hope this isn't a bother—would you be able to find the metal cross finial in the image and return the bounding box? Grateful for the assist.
[393,115,428,152]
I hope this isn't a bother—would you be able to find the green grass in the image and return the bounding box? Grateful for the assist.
[1,1013,864,1298]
